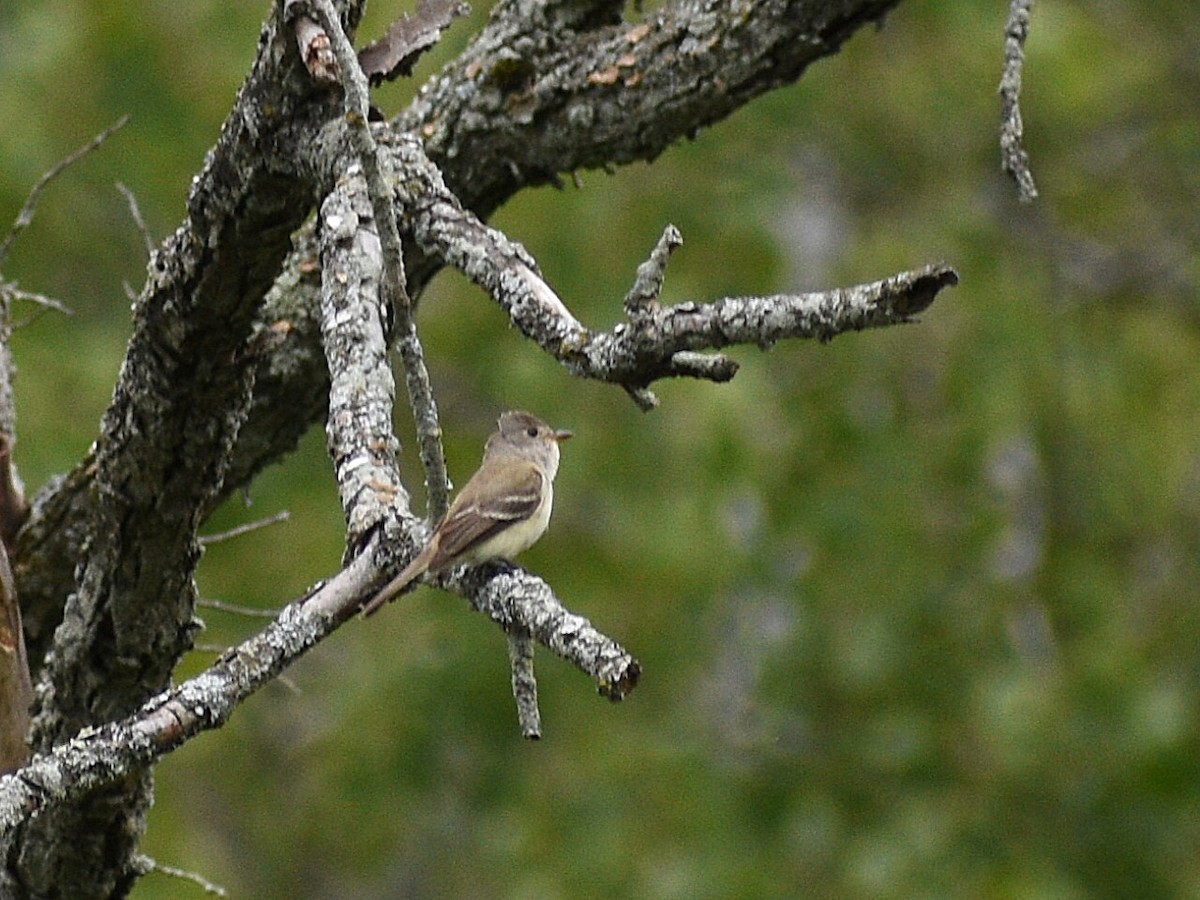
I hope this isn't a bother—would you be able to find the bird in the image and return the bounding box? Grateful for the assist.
[361,410,572,616]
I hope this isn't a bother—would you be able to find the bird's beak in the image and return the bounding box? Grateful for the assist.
[553,429,574,443]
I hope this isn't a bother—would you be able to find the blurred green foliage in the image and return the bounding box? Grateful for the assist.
[3,0,1200,896]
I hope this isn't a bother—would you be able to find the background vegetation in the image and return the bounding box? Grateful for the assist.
[2,0,1198,896]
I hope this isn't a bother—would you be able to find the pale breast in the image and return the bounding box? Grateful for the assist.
[464,482,553,563]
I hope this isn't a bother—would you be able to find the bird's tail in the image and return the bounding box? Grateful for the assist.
[361,544,434,617]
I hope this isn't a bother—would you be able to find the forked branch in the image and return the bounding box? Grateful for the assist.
[390,129,959,406]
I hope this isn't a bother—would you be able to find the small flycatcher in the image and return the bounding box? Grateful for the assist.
[361,410,572,616]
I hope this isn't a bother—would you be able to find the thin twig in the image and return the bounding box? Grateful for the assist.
[274,674,304,696]
[198,510,291,546]
[196,598,282,619]
[115,181,156,257]
[394,327,450,520]
[507,630,542,739]
[3,287,74,317]
[0,115,130,268]
[134,855,229,897]
[1000,0,1038,202]
[193,642,232,654]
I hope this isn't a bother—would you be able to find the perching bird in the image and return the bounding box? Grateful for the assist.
[361,410,572,616]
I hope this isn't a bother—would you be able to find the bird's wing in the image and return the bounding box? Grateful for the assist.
[428,459,545,568]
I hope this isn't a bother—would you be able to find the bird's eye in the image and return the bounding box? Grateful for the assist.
[527,426,539,438]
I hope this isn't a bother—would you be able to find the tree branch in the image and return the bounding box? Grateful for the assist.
[5,3,367,890]
[399,0,901,222]
[1000,0,1038,202]
[0,551,372,837]
[453,565,641,702]
[317,174,416,547]
[392,134,958,400]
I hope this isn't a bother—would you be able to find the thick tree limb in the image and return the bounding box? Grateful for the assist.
[318,175,415,546]
[4,3,368,891]
[399,0,900,221]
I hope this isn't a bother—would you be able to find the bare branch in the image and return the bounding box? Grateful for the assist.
[393,133,957,399]
[1000,0,1038,202]
[0,114,131,266]
[358,0,471,85]
[569,263,960,392]
[0,115,130,268]
[196,598,281,619]
[507,630,542,739]
[133,856,228,898]
[453,565,642,702]
[115,182,156,257]
[0,550,371,835]
[198,510,291,546]
[318,176,414,547]
[2,286,74,320]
